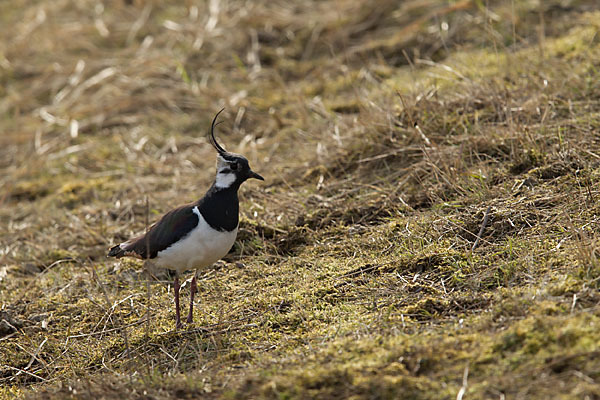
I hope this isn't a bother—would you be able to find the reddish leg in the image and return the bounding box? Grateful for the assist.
[174,273,182,330]
[186,274,198,324]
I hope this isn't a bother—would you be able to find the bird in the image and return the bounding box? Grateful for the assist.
[108,109,264,329]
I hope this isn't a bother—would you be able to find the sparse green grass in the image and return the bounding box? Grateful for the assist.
[2,0,600,399]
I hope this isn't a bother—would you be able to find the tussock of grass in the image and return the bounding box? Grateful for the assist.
[2,0,600,399]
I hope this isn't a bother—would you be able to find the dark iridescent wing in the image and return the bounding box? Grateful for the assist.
[109,203,199,259]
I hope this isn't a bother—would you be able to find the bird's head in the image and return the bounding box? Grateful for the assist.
[209,109,264,189]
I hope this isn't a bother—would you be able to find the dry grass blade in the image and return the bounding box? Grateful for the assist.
[471,206,492,252]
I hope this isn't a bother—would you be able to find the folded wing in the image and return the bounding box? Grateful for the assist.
[108,203,200,260]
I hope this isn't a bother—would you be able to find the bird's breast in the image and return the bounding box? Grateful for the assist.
[154,211,237,272]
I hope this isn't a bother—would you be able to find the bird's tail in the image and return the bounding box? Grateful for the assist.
[108,243,126,258]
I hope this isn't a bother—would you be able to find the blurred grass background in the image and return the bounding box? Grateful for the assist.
[2,0,600,398]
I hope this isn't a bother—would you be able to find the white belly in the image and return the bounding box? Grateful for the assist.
[154,207,237,273]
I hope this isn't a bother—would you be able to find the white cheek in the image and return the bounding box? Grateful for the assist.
[215,172,236,188]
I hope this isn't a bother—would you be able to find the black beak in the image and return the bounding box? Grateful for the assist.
[248,170,264,181]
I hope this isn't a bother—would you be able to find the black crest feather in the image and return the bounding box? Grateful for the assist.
[209,108,227,154]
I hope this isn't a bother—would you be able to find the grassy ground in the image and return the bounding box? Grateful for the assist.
[2,0,600,398]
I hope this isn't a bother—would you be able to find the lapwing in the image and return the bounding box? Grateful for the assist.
[108,109,263,329]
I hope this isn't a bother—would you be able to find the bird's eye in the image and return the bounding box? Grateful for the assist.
[230,162,238,170]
